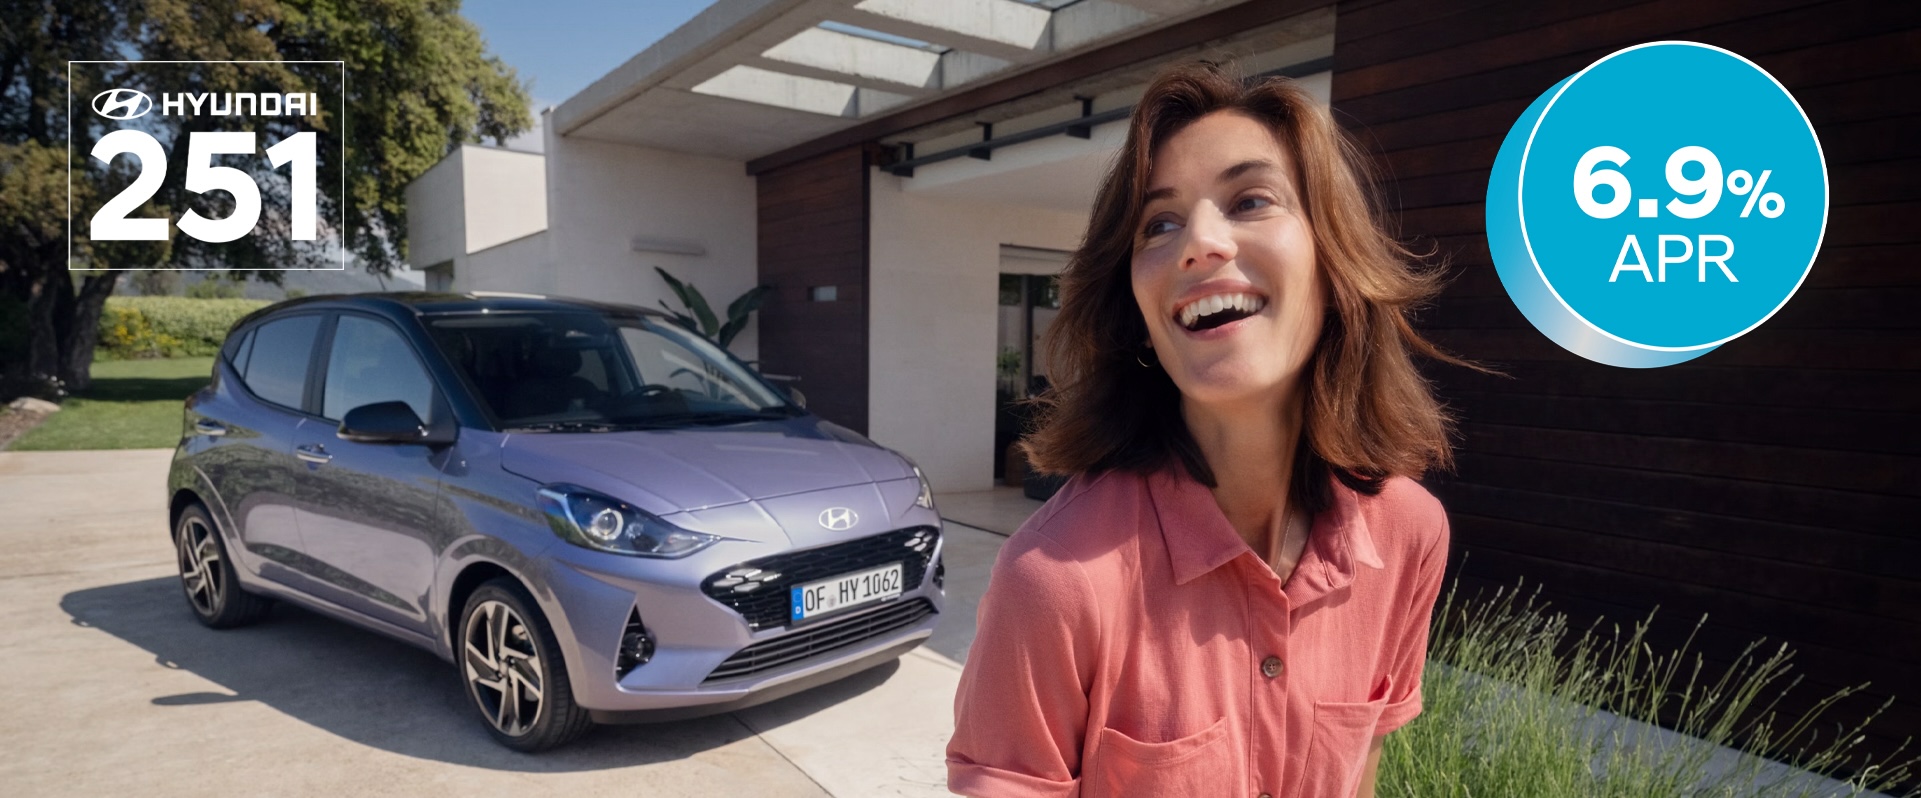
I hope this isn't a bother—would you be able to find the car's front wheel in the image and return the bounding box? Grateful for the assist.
[174,503,273,628]
[458,578,594,751]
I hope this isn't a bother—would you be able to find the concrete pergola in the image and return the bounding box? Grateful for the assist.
[550,0,1238,161]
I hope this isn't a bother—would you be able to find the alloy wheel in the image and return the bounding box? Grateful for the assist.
[463,599,545,737]
[177,516,223,616]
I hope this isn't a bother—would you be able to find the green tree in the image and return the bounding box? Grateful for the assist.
[0,0,529,393]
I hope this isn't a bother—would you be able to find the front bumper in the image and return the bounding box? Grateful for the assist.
[586,633,930,724]
[535,497,945,716]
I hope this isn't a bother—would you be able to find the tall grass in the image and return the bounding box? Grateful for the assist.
[1378,580,1917,797]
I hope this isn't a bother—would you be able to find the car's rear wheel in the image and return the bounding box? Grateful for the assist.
[459,578,594,751]
[174,503,272,628]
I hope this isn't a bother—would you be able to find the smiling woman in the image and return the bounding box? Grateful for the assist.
[1023,62,1472,496]
[947,61,1484,798]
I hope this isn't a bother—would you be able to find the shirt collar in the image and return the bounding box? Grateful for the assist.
[1145,466,1383,600]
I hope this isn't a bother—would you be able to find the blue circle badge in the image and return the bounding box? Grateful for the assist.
[1487,42,1828,367]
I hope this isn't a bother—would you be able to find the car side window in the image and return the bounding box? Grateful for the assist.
[321,315,437,423]
[242,315,321,410]
[223,328,256,376]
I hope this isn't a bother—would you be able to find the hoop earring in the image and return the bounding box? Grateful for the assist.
[1136,351,1157,369]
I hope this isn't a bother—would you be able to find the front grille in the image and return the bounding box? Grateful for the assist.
[701,527,939,630]
[703,598,936,683]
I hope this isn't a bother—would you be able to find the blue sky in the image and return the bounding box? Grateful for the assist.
[462,0,720,148]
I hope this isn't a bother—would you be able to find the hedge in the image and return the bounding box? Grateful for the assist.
[97,296,268,359]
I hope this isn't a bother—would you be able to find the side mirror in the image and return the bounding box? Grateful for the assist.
[339,401,452,445]
[786,384,806,410]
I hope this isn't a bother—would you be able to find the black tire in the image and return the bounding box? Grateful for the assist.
[457,578,594,751]
[173,503,273,629]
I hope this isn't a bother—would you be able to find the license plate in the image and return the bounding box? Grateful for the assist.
[790,563,903,622]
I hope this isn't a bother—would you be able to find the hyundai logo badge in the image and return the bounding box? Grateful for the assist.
[817,507,858,531]
[92,88,154,120]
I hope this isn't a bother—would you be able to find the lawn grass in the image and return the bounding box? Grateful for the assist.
[9,357,214,451]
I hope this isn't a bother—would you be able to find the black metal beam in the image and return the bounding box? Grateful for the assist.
[881,56,1334,178]
[884,107,1128,176]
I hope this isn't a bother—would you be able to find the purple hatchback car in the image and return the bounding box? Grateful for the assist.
[166,292,944,750]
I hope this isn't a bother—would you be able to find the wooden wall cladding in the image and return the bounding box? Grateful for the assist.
[756,147,870,433]
[1331,0,1920,767]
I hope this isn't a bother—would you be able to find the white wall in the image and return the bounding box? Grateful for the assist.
[404,148,466,270]
[461,146,548,253]
[543,127,761,360]
[869,179,1087,492]
[405,144,550,293]
[460,230,557,294]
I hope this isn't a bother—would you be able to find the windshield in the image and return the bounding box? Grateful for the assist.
[425,310,792,431]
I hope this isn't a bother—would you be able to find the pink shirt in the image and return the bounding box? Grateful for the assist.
[947,466,1449,798]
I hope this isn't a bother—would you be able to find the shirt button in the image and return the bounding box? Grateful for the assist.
[1261,656,1284,679]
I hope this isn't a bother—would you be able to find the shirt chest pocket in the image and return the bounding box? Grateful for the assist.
[1289,674,1393,798]
[1084,716,1232,798]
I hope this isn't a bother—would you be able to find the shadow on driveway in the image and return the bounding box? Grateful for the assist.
[61,576,897,772]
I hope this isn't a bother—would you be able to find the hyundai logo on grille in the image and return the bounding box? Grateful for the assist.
[817,507,858,531]
[92,88,153,120]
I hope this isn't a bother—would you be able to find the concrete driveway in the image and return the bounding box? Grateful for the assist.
[0,449,1006,797]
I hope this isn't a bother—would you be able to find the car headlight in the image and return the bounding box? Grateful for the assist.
[536,485,721,558]
[913,464,935,510]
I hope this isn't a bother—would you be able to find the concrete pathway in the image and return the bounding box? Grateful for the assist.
[0,450,1007,797]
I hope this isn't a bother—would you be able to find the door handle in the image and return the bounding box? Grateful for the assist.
[295,444,332,465]
[193,419,227,437]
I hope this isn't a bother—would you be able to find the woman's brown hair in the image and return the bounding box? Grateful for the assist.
[1022,60,1476,513]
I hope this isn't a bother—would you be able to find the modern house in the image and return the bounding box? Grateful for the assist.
[405,0,1336,496]
[405,0,1919,768]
